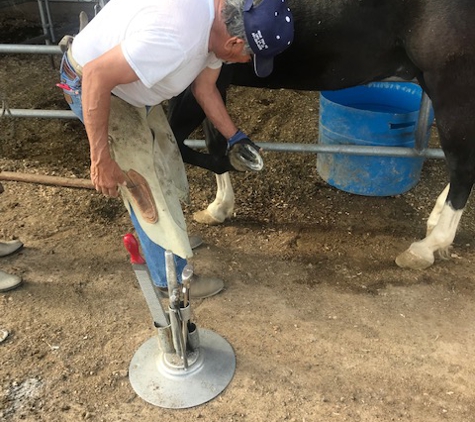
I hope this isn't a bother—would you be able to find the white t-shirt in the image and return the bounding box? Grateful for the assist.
[72,0,222,107]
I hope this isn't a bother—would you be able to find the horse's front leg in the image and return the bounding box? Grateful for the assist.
[193,172,235,225]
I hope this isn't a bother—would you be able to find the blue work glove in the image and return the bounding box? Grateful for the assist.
[227,130,264,172]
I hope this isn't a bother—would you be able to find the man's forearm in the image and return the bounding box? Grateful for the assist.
[81,64,128,196]
[76,46,137,196]
[192,83,238,140]
[82,68,113,166]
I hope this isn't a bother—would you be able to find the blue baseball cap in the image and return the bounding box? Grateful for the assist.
[243,0,294,78]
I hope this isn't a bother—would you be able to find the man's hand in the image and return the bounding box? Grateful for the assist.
[227,130,264,172]
[90,157,127,197]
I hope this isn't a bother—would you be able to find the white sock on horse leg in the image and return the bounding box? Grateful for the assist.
[426,183,450,236]
[397,203,463,269]
[207,173,234,221]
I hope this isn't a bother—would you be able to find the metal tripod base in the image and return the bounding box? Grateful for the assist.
[129,328,235,408]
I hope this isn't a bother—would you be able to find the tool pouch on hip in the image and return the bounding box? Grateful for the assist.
[58,11,89,52]
[58,35,73,53]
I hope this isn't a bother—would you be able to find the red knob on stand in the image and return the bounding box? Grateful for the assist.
[123,233,146,265]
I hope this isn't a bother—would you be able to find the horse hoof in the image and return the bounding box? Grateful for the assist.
[395,248,434,270]
[193,210,225,225]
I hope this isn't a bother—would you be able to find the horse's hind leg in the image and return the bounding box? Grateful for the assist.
[396,154,473,269]
[396,197,464,269]
[396,73,475,269]
[425,184,450,237]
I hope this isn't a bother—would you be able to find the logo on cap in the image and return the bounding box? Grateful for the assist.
[251,30,268,51]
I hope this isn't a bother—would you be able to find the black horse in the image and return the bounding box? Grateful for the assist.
[168,0,475,270]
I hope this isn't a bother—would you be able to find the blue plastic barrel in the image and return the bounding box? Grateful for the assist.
[316,82,434,196]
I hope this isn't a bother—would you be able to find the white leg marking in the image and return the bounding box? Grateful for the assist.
[193,172,235,225]
[396,202,463,269]
[426,183,450,236]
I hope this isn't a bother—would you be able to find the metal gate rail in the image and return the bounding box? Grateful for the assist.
[0,44,443,160]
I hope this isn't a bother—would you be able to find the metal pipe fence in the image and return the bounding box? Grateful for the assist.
[0,44,443,160]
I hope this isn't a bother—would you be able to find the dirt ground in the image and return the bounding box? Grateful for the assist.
[1,9,475,422]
